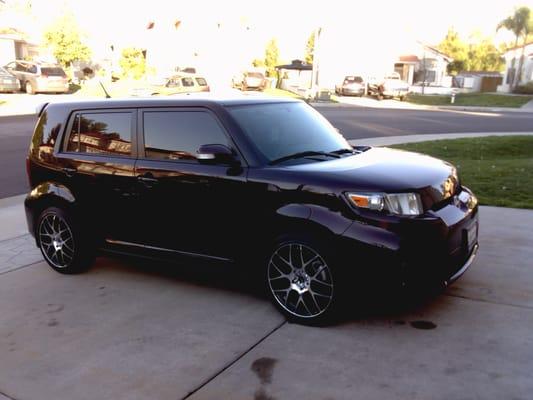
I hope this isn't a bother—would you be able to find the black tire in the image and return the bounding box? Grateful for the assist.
[36,206,95,274]
[265,233,345,325]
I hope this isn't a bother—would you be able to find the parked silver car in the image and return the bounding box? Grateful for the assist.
[0,67,20,93]
[4,61,69,94]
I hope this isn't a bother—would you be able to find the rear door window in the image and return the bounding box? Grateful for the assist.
[142,110,229,161]
[66,112,133,156]
[181,77,195,87]
[41,67,66,77]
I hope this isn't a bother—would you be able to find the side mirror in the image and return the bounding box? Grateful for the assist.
[196,144,238,165]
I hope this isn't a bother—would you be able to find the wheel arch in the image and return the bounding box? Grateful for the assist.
[25,182,77,239]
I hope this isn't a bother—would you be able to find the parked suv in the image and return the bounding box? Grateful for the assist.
[25,95,479,324]
[4,60,69,94]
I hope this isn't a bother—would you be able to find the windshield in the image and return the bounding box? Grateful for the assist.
[227,102,352,164]
[345,76,363,83]
[246,72,264,78]
[41,67,66,77]
[0,67,9,75]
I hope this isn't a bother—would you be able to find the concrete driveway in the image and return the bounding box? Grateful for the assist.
[0,199,532,400]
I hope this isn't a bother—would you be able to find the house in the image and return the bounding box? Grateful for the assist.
[316,26,452,92]
[394,43,452,87]
[455,71,503,92]
[0,33,40,65]
[497,42,533,93]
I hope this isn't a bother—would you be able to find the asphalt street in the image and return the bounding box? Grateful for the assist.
[1,107,533,199]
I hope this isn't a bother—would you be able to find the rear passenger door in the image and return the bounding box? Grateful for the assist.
[134,107,248,259]
[58,109,139,242]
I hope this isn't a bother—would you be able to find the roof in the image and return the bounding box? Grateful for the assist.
[398,55,419,62]
[416,41,453,62]
[276,59,312,71]
[457,71,503,77]
[504,41,533,54]
[43,93,301,111]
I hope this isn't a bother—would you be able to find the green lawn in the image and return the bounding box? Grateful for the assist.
[406,93,533,108]
[391,136,533,209]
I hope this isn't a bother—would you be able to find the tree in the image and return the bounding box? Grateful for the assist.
[438,28,504,74]
[43,14,91,67]
[264,38,280,78]
[497,7,532,89]
[466,37,504,72]
[119,48,146,79]
[305,30,315,64]
[252,58,265,68]
[438,28,468,74]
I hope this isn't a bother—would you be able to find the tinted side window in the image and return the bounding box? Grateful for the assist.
[143,111,229,161]
[67,112,132,156]
[195,77,207,86]
[181,77,194,87]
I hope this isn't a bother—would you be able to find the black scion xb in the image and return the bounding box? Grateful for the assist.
[25,95,479,324]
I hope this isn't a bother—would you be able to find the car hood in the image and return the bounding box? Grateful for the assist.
[283,147,459,207]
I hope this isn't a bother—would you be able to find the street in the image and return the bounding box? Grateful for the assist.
[1,105,533,200]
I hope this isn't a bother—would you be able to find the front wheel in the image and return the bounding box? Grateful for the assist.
[266,237,341,324]
[37,207,95,274]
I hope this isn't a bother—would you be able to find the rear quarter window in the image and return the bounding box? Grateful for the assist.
[29,106,65,162]
[66,112,132,156]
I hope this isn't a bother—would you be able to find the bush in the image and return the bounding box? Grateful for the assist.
[514,82,533,95]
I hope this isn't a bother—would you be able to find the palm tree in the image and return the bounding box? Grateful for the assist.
[497,7,532,90]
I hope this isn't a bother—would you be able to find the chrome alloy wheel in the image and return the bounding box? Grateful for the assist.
[38,213,75,269]
[268,243,334,318]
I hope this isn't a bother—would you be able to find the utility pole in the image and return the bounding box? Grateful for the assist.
[310,27,321,100]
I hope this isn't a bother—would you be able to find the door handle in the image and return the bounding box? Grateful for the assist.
[137,173,158,186]
[62,167,76,177]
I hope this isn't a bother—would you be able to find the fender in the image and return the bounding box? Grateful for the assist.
[274,203,353,237]
[26,181,76,204]
[24,182,76,237]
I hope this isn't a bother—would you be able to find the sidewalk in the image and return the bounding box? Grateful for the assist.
[315,95,533,113]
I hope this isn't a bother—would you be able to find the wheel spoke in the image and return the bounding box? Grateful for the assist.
[268,242,333,319]
[270,260,291,279]
[39,213,75,269]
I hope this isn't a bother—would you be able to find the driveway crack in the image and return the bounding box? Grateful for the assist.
[0,388,18,400]
[445,293,533,310]
[181,319,287,400]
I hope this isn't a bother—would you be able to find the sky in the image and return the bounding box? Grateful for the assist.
[19,0,533,62]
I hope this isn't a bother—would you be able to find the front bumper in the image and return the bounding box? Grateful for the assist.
[340,187,479,287]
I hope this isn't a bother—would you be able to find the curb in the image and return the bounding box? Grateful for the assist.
[312,100,533,114]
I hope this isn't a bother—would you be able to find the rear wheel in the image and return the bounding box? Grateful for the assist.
[37,207,95,274]
[266,236,342,325]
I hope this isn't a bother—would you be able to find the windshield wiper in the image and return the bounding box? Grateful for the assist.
[331,148,356,155]
[269,151,340,165]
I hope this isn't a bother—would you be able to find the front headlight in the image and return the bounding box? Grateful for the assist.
[347,192,423,216]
